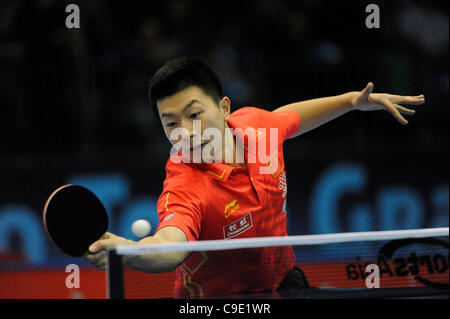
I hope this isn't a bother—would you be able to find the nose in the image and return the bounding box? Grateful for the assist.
[170,119,202,147]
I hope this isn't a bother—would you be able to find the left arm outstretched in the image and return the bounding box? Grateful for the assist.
[273,82,425,138]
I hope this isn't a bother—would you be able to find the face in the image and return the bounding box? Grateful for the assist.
[157,86,231,162]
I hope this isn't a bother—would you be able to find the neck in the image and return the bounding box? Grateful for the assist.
[222,126,247,169]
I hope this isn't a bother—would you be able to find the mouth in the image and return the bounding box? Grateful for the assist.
[190,141,208,151]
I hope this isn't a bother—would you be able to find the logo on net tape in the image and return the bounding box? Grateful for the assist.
[223,212,253,239]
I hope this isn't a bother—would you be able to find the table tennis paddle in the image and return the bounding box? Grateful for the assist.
[43,184,109,257]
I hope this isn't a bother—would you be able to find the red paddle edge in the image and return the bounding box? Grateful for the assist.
[42,184,77,256]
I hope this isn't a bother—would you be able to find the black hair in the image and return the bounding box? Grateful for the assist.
[148,56,224,120]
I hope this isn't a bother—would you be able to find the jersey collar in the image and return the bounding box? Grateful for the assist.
[197,162,236,182]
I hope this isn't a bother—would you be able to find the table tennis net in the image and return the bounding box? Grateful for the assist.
[108,228,449,299]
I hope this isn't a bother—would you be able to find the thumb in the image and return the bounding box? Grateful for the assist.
[361,82,374,100]
[355,82,374,105]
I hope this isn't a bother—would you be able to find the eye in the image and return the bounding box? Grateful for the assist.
[190,112,201,119]
[166,122,177,128]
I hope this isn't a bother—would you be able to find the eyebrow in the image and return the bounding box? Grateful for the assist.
[160,99,200,118]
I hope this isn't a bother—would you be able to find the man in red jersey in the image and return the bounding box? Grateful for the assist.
[85,57,424,297]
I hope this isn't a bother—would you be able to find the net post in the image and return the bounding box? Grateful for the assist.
[106,249,124,299]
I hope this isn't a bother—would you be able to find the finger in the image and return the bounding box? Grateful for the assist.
[84,250,106,263]
[364,82,374,97]
[381,98,409,125]
[357,82,374,104]
[94,257,107,270]
[103,232,115,238]
[390,95,425,105]
[395,95,425,105]
[86,254,106,270]
[89,239,110,253]
[90,238,119,253]
[89,234,118,252]
[97,232,114,241]
[394,104,416,115]
[89,241,102,253]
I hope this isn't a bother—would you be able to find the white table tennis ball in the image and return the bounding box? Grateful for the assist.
[131,219,151,238]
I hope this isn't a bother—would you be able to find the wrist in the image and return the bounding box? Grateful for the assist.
[341,92,359,110]
[122,239,137,267]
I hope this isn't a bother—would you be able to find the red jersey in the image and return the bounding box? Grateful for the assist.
[156,107,301,298]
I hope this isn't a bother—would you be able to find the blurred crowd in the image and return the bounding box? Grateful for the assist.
[0,0,448,164]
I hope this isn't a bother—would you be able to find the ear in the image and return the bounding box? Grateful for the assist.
[220,97,231,121]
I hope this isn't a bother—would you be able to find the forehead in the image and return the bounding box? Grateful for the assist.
[157,86,213,113]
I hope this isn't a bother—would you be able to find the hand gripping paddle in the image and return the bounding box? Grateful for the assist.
[43,184,108,257]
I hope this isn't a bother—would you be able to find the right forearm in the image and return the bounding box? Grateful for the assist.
[123,236,188,273]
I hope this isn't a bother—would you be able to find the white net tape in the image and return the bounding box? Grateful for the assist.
[115,227,449,255]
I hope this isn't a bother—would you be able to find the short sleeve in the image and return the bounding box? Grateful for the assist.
[155,163,204,242]
[230,107,300,142]
[261,109,301,142]
[156,189,202,241]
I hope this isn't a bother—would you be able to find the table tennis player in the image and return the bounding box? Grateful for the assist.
[84,56,424,298]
